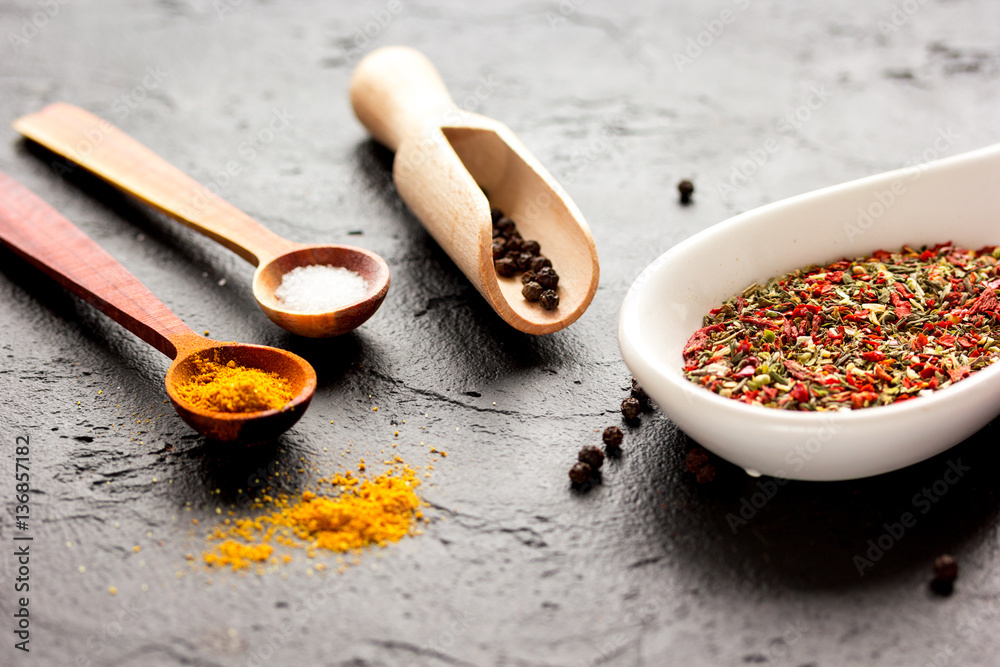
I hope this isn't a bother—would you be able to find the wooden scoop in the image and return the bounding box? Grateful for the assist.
[350,46,599,335]
[13,103,390,338]
[0,172,316,443]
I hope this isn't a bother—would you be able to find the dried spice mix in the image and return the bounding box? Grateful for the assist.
[683,243,1000,411]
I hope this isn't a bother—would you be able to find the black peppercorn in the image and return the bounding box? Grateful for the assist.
[522,281,544,302]
[521,270,537,285]
[494,257,517,278]
[529,256,552,273]
[535,266,559,290]
[933,554,958,581]
[491,207,503,224]
[492,240,507,259]
[569,461,592,485]
[578,445,604,470]
[678,179,694,205]
[514,252,534,272]
[695,464,716,484]
[521,239,541,256]
[496,217,516,235]
[621,396,640,420]
[602,426,623,449]
[685,448,709,473]
[931,554,958,594]
[540,290,559,310]
[631,377,650,408]
[504,235,522,253]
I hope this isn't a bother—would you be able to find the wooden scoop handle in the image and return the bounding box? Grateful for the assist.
[13,103,294,267]
[0,172,203,359]
[350,46,458,152]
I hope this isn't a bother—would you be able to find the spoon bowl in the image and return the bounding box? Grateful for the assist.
[253,244,391,337]
[619,143,1000,481]
[13,103,390,338]
[0,172,317,443]
[166,342,316,442]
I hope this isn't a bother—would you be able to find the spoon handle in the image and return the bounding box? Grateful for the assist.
[350,46,458,152]
[13,103,294,267]
[0,172,202,359]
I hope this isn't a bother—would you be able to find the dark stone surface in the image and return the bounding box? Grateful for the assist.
[2,1,1000,665]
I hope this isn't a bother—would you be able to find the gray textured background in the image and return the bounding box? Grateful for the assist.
[1,1,1000,665]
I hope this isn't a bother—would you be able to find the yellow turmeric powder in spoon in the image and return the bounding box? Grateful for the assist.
[175,357,293,413]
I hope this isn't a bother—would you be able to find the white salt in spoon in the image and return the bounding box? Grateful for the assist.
[619,143,1000,481]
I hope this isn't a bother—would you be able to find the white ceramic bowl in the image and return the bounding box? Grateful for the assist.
[618,144,1000,481]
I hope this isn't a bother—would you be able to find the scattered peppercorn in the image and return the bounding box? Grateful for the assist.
[621,396,641,420]
[492,240,506,259]
[504,235,522,253]
[678,179,694,205]
[491,207,503,224]
[685,448,709,473]
[578,445,605,470]
[494,257,517,278]
[569,461,593,485]
[522,281,544,302]
[931,554,958,595]
[496,217,516,235]
[695,464,716,484]
[632,378,649,410]
[521,270,538,285]
[535,266,559,290]
[540,290,559,310]
[602,426,623,449]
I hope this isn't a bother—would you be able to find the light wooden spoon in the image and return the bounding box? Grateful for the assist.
[0,172,317,442]
[13,103,390,338]
[350,46,599,335]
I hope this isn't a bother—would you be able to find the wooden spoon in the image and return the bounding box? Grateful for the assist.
[350,46,599,335]
[0,172,317,443]
[13,103,390,338]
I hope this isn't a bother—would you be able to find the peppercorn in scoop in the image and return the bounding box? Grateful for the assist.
[491,208,561,310]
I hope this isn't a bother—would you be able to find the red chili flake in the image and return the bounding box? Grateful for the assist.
[890,292,912,319]
[850,392,877,409]
[861,351,885,362]
[790,383,810,403]
[967,287,999,317]
[874,365,894,383]
[683,323,725,362]
[947,366,971,382]
[920,366,939,379]
[957,336,977,349]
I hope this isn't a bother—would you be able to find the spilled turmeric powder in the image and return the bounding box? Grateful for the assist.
[175,357,293,413]
[202,464,424,571]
